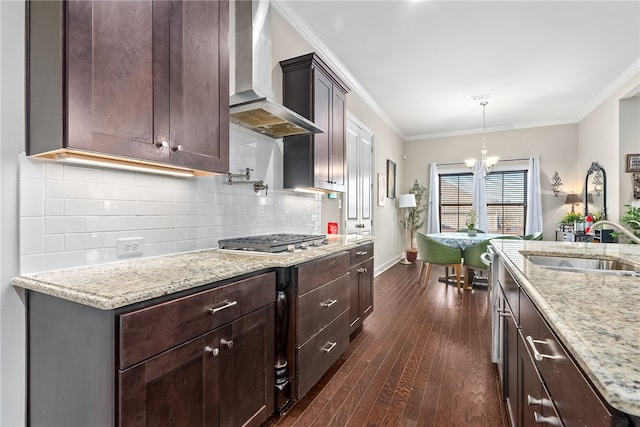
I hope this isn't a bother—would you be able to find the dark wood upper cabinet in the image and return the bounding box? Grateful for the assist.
[280,53,349,192]
[27,0,229,175]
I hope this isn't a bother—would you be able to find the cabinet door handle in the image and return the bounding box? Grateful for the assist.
[357,268,368,273]
[208,300,238,314]
[527,395,553,408]
[220,338,234,349]
[526,336,559,361]
[321,342,337,353]
[205,346,219,357]
[172,144,184,152]
[498,309,511,317]
[533,412,562,426]
[356,251,368,256]
[322,299,337,307]
[155,139,168,149]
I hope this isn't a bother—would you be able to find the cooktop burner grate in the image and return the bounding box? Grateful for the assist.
[218,233,327,253]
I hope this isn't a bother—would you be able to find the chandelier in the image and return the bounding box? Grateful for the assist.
[465,101,499,172]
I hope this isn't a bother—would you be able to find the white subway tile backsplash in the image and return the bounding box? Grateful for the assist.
[64,199,104,216]
[63,165,103,183]
[20,178,44,216]
[46,180,85,199]
[103,200,137,216]
[20,217,44,255]
[64,233,103,251]
[45,235,64,253]
[45,162,64,180]
[45,216,84,234]
[44,251,85,271]
[20,254,44,275]
[19,128,321,274]
[46,199,64,216]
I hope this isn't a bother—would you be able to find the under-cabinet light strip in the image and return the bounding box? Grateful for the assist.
[54,153,196,178]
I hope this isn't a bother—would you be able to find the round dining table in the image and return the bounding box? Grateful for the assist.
[425,232,508,288]
[426,232,509,251]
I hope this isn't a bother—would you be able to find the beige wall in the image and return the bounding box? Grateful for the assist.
[578,72,640,221]
[403,124,580,240]
[272,10,406,273]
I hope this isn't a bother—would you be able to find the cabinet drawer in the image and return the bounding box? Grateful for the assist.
[119,272,275,369]
[498,260,519,324]
[296,310,349,399]
[297,273,349,345]
[296,252,349,295]
[349,243,373,266]
[519,291,612,426]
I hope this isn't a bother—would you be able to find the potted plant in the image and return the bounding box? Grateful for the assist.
[614,205,640,243]
[465,209,478,236]
[400,180,428,262]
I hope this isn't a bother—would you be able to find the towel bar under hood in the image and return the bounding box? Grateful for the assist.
[230,0,324,139]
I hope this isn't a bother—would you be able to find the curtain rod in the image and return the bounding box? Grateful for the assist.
[435,157,532,167]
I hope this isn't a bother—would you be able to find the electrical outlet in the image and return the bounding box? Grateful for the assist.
[117,237,144,258]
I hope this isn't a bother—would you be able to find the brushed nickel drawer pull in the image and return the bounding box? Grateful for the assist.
[220,338,234,349]
[526,336,559,361]
[356,251,368,256]
[533,412,561,426]
[357,268,368,273]
[498,309,511,317]
[322,342,337,353]
[208,300,238,314]
[205,346,219,357]
[322,299,338,307]
[527,395,553,408]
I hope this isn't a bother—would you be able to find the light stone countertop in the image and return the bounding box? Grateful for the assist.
[491,239,640,418]
[12,235,374,311]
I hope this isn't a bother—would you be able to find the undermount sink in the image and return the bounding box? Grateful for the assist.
[524,254,640,277]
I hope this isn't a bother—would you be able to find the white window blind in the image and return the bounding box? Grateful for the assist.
[439,171,527,235]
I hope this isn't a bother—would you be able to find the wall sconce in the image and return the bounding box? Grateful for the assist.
[550,171,563,197]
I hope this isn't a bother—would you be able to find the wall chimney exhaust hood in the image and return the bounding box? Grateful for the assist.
[230,0,324,139]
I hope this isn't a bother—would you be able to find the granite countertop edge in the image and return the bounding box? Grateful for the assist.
[12,235,375,311]
[491,240,640,417]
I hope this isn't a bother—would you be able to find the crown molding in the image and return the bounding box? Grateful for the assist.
[272,1,405,139]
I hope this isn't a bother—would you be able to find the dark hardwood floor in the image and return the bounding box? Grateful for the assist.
[265,261,509,427]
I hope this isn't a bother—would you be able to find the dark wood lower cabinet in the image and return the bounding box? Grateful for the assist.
[118,305,274,427]
[348,242,374,335]
[497,259,630,427]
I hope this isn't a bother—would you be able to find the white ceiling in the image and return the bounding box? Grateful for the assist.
[275,1,640,141]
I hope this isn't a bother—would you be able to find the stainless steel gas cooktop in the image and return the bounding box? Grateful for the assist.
[217,233,327,253]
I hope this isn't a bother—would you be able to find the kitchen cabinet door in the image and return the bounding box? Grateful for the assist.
[28,0,229,174]
[504,309,519,426]
[518,332,543,427]
[330,84,347,190]
[118,331,220,427]
[348,243,374,335]
[66,0,167,164]
[168,0,229,173]
[219,305,275,427]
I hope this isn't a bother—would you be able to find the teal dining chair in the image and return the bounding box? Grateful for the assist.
[462,235,522,289]
[523,232,543,240]
[416,232,463,290]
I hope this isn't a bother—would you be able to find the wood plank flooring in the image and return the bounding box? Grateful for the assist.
[265,261,509,427]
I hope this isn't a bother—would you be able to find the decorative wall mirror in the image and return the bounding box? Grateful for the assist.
[584,161,606,220]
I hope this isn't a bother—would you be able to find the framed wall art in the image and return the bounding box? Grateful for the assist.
[634,173,640,199]
[377,173,386,206]
[386,159,396,199]
[626,154,640,172]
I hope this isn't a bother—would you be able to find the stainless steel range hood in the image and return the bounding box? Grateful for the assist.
[230,0,324,139]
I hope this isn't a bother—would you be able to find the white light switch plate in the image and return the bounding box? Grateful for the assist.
[117,237,144,258]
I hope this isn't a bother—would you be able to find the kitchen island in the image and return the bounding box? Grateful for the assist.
[491,239,640,422]
[12,234,374,426]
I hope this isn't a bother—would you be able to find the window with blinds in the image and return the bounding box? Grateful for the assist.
[439,171,527,235]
